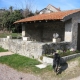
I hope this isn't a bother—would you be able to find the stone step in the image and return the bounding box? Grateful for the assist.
[35,63,48,69]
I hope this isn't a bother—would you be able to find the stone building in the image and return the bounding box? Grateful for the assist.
[39,4,61,14]
[14,9,80,51]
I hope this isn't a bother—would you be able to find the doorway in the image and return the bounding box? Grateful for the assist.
[77,23,80,51]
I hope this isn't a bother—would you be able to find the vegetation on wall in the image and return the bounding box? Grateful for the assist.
[44,49,80,58]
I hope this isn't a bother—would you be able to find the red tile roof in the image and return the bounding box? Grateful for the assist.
[14,9,80,23]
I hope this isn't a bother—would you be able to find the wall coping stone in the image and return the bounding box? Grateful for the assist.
[43,53,80,65]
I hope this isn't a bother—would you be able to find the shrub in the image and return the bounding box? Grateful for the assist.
[58,50,76,57]
[40,56,43,60]
[45,50,79,58]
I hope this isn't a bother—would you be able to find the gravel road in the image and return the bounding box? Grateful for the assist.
[0,52,80,80]
[0,64,41,80]
[70,77,80,80]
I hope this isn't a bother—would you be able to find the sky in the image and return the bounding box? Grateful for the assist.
[0,0,80,11]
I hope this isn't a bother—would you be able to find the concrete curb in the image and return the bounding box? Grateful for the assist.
[43,53,80,65]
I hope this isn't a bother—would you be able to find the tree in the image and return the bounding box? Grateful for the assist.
[34,10,39,15]
[1,0,39,32]
[2,9,23,32]
[23,8,34,17]
[0,9,6,29]
[2,11,10,29]
[9,6,13,13]
[22,0,35,18]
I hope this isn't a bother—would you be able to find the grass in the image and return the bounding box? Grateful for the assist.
[44,50,80,58]
[0,54,42,73]
[0,33,21,38]
[0,54,53,74]
[0,47,8,52]
[0,54,80,80]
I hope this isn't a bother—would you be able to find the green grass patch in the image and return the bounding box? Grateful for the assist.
[0,47,8,52]
[44,50,80,58]
[0,54,52,74]
[0,33,21,38]
[0,54,80,80]
[0,54,54,74]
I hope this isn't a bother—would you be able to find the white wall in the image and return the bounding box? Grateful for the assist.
[64,20,72,42]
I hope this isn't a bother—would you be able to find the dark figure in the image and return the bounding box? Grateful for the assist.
[53,52,60,74]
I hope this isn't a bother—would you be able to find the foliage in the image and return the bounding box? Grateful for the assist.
[2,11,10,28]
[21,0,35,18]
[40,56,43,60]
[44,49,79,58]
[0,47,8,52]
[0,1,39,32]
[22,8,34,18]
[2,9,23,32]
[0,10,5,28]
[34,10,39,15]
[58,50,76,57]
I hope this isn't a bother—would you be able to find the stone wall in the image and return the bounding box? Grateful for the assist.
[0,38,70,59]
[43,53,80,65]
[71,12,80,50]
[64,12,80,50]
[24,22,65,42]
[42,42,70,54]
[25,24,41,41]
[0,38,79,65]
[42,22,65,41]
[0,38,44,59]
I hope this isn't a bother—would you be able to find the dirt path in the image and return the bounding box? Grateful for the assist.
[0,64,41,80]
[70,76,80,80]
[0,52,80,80]
[0,52,14,57]
[1,62,80,80]
[0,52,42,80]
[69,61,80,80]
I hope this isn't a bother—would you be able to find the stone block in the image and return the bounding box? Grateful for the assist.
[52,38,61,43]
[23,37,30,41]
[7,36,12,39]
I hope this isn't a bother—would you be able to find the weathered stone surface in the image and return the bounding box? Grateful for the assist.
[0,38,70,59]
[42,42,70,55]
[64,12,80,50]
[43,53,80,65]
[24,22,65,42]
[0,38,44,59]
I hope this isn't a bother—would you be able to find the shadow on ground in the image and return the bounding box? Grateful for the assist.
[57,57,68,74]
[53,57,68,75]
[59,62,68,74]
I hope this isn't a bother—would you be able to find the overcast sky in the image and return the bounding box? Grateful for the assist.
[0,0,80,11]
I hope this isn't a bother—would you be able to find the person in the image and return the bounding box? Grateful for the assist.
[53,51,60,74]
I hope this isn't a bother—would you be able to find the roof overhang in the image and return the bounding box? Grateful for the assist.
[14,9,80,24]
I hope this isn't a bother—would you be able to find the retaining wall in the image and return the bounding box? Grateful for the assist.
[0,38,70,59]
[0,38,44,59]
[43,53,80,65]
